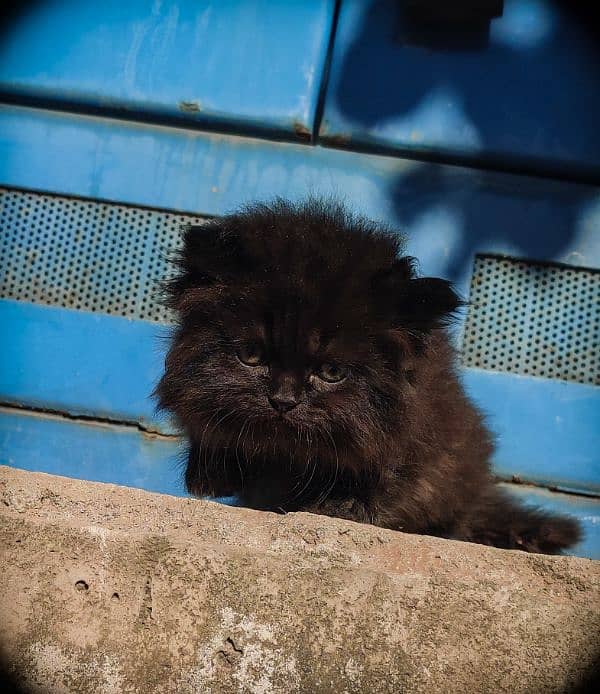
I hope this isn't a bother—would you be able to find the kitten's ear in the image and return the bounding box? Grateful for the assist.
[165,222,250,309]
[395,277,463,331]
[373,258,463,332]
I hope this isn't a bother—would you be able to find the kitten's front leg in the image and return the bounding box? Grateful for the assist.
[184,442,242,498]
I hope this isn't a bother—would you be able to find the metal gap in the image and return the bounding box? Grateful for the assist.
[312,0,342,143]
[317,135,600,186]
[0,402,179,441]
[0,91,315,147]
[495,475,600,501]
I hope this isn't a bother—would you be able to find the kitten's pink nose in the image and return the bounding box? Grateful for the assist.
[268,394,299,413]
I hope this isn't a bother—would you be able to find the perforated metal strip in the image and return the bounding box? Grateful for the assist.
[0,187,205,324]
[462,255,599,386]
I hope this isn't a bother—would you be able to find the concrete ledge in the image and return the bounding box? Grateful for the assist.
[0,465,598,693]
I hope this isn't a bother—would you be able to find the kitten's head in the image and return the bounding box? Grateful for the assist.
[156,199,460,468]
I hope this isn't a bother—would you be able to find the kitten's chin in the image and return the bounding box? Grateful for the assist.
[265,413,298,433]
[257,412,311,442]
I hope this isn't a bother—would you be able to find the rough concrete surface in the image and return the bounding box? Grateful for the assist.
[0,465,598,694]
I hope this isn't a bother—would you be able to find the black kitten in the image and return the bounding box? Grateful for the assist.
[156,199,580,554]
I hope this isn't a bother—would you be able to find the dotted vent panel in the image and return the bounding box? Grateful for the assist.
[0,188,206,323]
[462,255,599,385]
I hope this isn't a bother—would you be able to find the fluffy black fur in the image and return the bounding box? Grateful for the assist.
[156,199,580,554]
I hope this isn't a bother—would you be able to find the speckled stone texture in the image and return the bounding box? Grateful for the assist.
[0,465,598,693]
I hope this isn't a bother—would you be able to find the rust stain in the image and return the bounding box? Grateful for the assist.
[293,121,311,141]
[324,133,352,147]
[178,101,201,113]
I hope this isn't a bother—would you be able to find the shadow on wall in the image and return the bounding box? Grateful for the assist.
[327,0,600,287]
[332,0,600,165]
[0,0,43,44]
[387,165,599,287]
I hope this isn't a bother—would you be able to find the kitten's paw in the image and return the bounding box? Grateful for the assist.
[512,514,582,554]
[308,497,371,523]
[459,491,583,554]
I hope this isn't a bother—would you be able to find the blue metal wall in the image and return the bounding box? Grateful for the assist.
[0,1,598,557]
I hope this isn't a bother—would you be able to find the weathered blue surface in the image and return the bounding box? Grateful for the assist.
[463,369,599,495]
[1,105,599,299]
[321,0,600,175]
[0,299,172,432]
[0,0,335,138]
[0,408,184,496]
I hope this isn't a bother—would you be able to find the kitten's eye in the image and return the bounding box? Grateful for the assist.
[237,343,266,367]
[316,363,347,383]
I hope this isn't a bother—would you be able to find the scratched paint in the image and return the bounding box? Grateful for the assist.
[0,0,337,138]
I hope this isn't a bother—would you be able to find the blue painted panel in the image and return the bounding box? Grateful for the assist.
[321,0,600,175]
[1,106,599,298]
[0,299,171,433]
[500,483,600,560]
[0,408,184,496]
[1,299,597,493]
[0,0,335,137]
[464,369,599,496]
